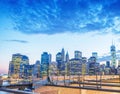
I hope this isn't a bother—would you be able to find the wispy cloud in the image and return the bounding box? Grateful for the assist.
[1,0,120,35]
[5,39,29,43]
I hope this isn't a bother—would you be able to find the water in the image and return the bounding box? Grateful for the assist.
[0,81,29,94]
[0,81,13,94]
[0,91,14,94]
[2,81,10,86]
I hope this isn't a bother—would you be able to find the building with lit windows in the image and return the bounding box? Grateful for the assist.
[92,52,98,60]
[74,50,82,59]
[110,44,117,68]
[33,60,41,78]
[65,52,69,63]
[56,48,66,74]
[69,58,82,75]
[41,52,51,76]
[56,52,63,74]
[61,48,65,62]
[49,62,57,75]
[88,56,100,75]
[8,53,29,78]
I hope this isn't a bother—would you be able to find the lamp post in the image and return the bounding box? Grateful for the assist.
[79,72,81,87]
[69,71,71,86]
[95,66,98,89]
[64,71,65,86]
[100,69,102,89]
[57,69,60,85]
[118,69,120,84]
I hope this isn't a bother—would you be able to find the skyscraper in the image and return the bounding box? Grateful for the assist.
[74,50,82,59]
[41,52,50,76]
[69,58,82,75]
[33,60,41,78]
[61,48,65,62]
[66,51,69,62]
[8,61,14,77]
[56,48,66,74]
[110,44,116,68]
[88,56,99,75]
[49,54,52,63]
[92,52,98,60]
[8,53,29,78]
[106,61,110,68]
[56,52,62,71]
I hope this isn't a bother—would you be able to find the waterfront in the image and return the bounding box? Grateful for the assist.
[0,91,13,94]
[0,80,32,94]
[0,81,14,94]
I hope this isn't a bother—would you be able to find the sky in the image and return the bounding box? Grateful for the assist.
[1,0,120,74]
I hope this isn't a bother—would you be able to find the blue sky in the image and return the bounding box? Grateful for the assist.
[1,0,120,74]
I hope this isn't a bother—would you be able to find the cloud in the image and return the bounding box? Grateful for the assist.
[5,39,29,43]
[1,0,120,35]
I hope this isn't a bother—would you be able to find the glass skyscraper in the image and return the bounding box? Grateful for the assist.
[8,53,29,78]
[74,50,82,59]
[41,52,50,76]
[110,44,116,68]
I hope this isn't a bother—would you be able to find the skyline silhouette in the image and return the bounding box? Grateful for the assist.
[1,0,120,73]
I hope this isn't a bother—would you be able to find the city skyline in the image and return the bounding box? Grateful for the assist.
[1,0,120,74]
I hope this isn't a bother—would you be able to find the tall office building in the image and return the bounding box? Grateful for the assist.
[88,56,99,75]
[33,60,41,78]
[110,44,116,68]
[8,62,14,77]
[61,48,65,62]
[92,52,98,60]
[104,61,111,75]
[106,61,110,68]
[69,58,82,75]
[8,53,29,78]
[49,54,52,63]
[56,52,62,71]
[56,48,66,74]
[66,52,69,62]
[74,50,82,59]
[41,52,50,76]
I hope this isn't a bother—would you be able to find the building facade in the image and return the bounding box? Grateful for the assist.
[88,56,100,75]
[41,52,51,76]
[8,53,29,78]
[74,50,82,59]
[69,58,82,75]
[110,44,117,68]
[33,60,41,78]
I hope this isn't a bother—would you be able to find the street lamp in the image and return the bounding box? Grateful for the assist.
[95,66,98,89]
